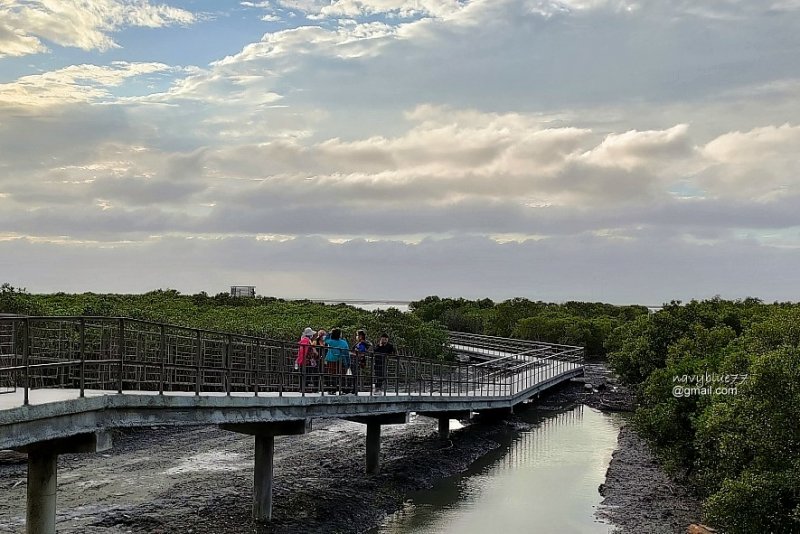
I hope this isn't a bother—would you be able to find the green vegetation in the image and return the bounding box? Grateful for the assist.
[0,284,447,358]
[6,285,797,530]
[607,298,800,533]
[409,296,648,356]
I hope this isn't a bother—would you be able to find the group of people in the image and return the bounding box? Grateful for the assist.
[294,327,395,394]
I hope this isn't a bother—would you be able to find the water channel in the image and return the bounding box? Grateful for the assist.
[373,405,624,534]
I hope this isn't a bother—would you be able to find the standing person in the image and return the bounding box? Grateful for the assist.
[313,330,327,355]
[373,332,395,395]
[324,328,349,394]
[353,329,372,393]
[313,329,327,394]
[295,327,318,391]
[295,327,315,369]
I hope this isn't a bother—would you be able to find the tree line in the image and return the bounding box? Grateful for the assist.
[606,297,800,533]
[409,295,649,356]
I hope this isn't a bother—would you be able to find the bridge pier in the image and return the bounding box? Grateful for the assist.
[26,451,56,534]
[345,413,409,474]
[254,434,275,522]
[366,422,381,474]
[438,418,449,440]
[474,406,514,422]
[418,411,471,441]
[16,431,112,534]
[220,420,312,522]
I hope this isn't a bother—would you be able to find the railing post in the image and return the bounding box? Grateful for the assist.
[11,321,18,390]
[23,318,29,406]
[246,340,253,396]
[278,342,284,397]
[429,362,434,397]
[336,355,343,396]
[117,318,125,394]
[353,350,358,395]
[195,330,202,396]
[159,324,165,395]
[524,364,528,393]
[448,364,452,396]
[367,350,374,396]
[301,342,306,397]
[226,334,232,396]
[79,317,86,398]
[404,354,409,395]
[254,339,260,397]
[394,354,400,397]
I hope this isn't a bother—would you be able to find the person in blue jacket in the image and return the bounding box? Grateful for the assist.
[324,328,350,394]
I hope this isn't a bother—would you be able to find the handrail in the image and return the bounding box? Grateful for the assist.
[0,317,584,406]
[448,331,579,350]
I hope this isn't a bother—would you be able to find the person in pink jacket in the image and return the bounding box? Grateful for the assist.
[295,327,316,368]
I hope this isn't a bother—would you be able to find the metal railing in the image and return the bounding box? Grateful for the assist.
[449,331,580,353]
[0,317,17,394]
[0,317,584,406]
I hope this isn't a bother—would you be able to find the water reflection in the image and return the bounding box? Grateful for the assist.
[375,405,623,534]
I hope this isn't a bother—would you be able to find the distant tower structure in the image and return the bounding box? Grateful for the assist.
[230,285,256,298]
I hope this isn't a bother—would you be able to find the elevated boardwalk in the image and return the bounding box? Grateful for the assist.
[0,316,584,533]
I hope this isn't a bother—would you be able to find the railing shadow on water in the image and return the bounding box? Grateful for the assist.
[0,317,585,406]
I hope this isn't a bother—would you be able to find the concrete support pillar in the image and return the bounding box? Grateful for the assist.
[474,406,514,422]
[366,423,381,474]
[417,411,470,440]
[220,419,312,523]
[253,435,275,522]
[438,417,450,440]
[26,451,57,534]
[344,412,409,475]
[17,431,112,534]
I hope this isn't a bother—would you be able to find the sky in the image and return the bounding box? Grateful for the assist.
[1,0,799,304]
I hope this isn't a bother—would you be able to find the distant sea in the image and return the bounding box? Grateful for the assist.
[309,300,661,314]
[318,300,411,313]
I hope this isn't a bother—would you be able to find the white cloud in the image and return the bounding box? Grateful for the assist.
[215,21,397,66]
[0,62,173,109]
[703,123,800,163]
[700,123,800,200]
[0,21,47,57]
[0,0,194,56]
[3,90,799,240]
[578,124,692,171]
[305,0,466,19]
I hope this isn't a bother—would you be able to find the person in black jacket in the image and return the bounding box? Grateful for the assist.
[372,332,394,395]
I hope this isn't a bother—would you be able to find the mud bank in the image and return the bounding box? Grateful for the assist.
[598,426,703,534]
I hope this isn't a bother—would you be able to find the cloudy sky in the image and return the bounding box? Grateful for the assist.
[1,0,799,303]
